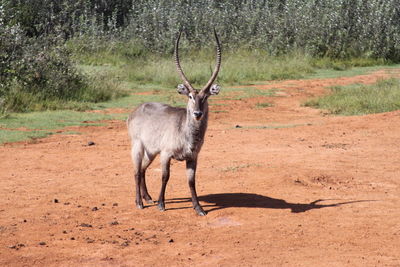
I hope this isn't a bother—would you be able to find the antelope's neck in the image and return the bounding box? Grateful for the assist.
[184,106,209,153]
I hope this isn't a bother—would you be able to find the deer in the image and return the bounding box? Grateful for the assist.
[127,30,221,216]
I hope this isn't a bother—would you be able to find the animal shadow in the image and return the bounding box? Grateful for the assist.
[169,193,372,213]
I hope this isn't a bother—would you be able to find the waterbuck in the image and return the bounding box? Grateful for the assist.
[127,30,221,216]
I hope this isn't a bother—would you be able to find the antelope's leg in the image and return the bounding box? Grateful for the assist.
[140,152,155,204]
[157,154,171,211]
[186,159,206,216]
[131,142,144,209]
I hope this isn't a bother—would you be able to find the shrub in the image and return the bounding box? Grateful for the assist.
[3,1,400,61]
[0,23,122,113]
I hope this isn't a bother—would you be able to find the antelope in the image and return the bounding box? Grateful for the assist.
[127,30,221,216]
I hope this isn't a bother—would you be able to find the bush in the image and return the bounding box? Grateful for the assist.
[3,1,400,61]
[3,0,400,66]
[0,23,122,113]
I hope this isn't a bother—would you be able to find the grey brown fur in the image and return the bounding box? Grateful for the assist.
[127,30,221,216]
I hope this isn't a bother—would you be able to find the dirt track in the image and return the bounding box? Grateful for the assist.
[1,70,400,266]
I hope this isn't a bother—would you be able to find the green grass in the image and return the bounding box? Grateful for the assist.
[2,39,400,144]
[0,110,125,144]
[0,110,120,130]
[304,78,400,115]
[92,90,186,110]
[255,102,273,108]
[74,45,316,89]
[211,87,279,101]
[220,163,261,173]
[311,57,390,70]
[0,129,53,144]
[305,64,400,80]
[72,38,398,88]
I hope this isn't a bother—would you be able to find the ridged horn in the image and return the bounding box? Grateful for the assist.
[201,29,222,94]
[174,31,195,93]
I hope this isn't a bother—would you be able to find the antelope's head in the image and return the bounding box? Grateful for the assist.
[175,30,222,121]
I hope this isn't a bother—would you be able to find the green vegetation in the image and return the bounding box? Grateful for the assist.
[0,27,126,114]
[304,78,400,115]
[0,110,123,143]
[220,163,261,173]
[73,46,316,88]
[0,129,53,144]
[3,0,399,59]
[1,1,400,143]
[306,64,400,80]
[0,110,120,130]
[255,102,273,109]
[2,0,400,115]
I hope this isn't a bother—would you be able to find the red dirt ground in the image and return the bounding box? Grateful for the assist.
[1,70,400,266]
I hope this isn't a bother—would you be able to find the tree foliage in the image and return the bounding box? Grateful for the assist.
[2,0,399,59]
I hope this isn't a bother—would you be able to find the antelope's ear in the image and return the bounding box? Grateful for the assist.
[177,84,190,95]
[209,84,221,95]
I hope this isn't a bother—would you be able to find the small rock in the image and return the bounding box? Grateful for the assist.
[87,141,95,146]
[112,203,118,207]
[235,125,242,128]
[92,207,99,211]
[110,221,119,226]
[121,241,130,247]
[168,239,174,243]
[70,237,75,240]
[62,230,67,234]
[39,242,46,246]
[9,243,25,250]
[79,223,93,228]
[54,199,59,203]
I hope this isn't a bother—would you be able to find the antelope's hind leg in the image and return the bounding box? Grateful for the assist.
[131,141,144,209]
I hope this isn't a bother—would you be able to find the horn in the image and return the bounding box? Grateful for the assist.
[201,29,222,93]
[174,31,195,92]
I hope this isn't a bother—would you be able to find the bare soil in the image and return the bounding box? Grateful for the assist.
[1,70,400,266]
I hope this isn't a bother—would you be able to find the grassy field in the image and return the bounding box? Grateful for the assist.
[304,78,400,115]
[1,57,400,144]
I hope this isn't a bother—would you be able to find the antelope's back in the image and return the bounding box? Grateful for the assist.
[127,102,186,147]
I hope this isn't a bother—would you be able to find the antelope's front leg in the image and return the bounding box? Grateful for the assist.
[157,155,171,211]
[186,159,206,216]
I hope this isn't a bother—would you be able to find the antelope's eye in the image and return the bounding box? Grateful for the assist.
[189,95,193,99]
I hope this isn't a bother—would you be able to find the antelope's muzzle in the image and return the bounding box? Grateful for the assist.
[193,111,203,120]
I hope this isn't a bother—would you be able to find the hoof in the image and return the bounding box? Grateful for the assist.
[195,207,207,216]
[142,194,154,204]
[143,197,154,204]
[145,199,154,205]
[157,202,165,211]
[136,201,144,209]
